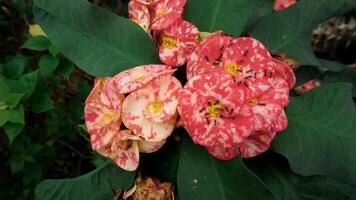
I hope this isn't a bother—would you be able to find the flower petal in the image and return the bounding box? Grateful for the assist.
[178,72,253,148]
[150,0,187,30]
[129,0,151,32]
[159,19,199,67]
[186,31,232,80]
[272,59,296,89]
[85,78,124,150]
[273,109,288,131]
[240,130,277,158]
[205,145,240,160]
[273,0,297,11]
[138,140,166,153]
[134,0,162,6]
[110,64,175,94]
[122,75,180,142]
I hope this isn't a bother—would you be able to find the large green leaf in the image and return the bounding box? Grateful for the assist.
[184,0,258,36]
[177,134,275,200]
[323,67,356,97]
[35,163,136,200]
[272,83,356,186]
[252,0,356,68]
[33,0,159,77]
[245,154,356,200]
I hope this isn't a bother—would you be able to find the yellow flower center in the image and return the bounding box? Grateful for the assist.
[157,8,168,17]
[161,35,177,49]
[249,98,259,105]
[224,63,241,76]
[207,101,223,118]
[100,111,116,125]
[146,100,162,115]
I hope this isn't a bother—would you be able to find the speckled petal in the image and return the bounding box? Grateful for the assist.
[186,32,232,80]
[252,104,283,131]
[138,140,166,153]
[85,78,124,150]
[110,64,175,94]
[273,0,297,11]
[122,75,180,142]
[134,0,162,6]
[273,109,288,131]
[129,0,151,32]
[240,131,277,158]
[272,59,296,89]
[178,72,253,148]
[159,19,199,67]
[205,145,240,160]
[150,0,187,30]
[98,132,140,171]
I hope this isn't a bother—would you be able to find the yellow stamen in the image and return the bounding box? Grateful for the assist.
[146,100,162,115]
[207,101,223,118]
[161,35,177,49]
[249,98,259,105]
[100,112,116,125]
[224,63,241,76]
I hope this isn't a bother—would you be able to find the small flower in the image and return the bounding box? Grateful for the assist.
[158,19,199,67]
[84,78,124,150]
[122,74,182,142]
[129,0,151,32]
[109,64,176,94]
[150,0,187,30]
[178,72,253,148]
[273,0,297,11]
[295,80,321,94]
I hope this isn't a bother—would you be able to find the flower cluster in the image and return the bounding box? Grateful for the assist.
[178,32,295,160]
[85,0,297,170]
[85,65,181,171]
[129,0,199,67]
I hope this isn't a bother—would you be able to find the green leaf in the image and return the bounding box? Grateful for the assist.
[33,0,159,77]
[56,58,74,80]
[323,67,356,97]
[30,93,54,113]
[0,110,9,126]
[21,36,51,51]
[7,105,25,125]
[252,0,356,69]
[184,0,258,36]
[8,154,25,174]
[245,154,356,200]
[39,54,60,78]
[272,83,356,186]
[177,134,275,200]
[0,93,24,109]
[12,70,39,100]
[1,54,29,79]
[35,163,136,200]
[318,59,345,72]
[3,122,24,143]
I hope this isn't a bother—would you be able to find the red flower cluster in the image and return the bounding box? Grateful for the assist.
[129,0,199,67]
[178,32,296,160]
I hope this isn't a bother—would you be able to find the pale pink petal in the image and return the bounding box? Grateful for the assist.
[110,64,176,94]
[129,0,151,32]
[150,0,187,30]
[138,140,166,153]
[134,0,162,6]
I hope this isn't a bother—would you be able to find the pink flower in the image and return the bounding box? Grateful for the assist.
[150,0,187,31]
[158,19,199,67]
[84,78,124,150]
[295,80,321,94]
[273,0,297,11]
[129,0,151,32]
[178,72,253,148]
[122,74,182,142]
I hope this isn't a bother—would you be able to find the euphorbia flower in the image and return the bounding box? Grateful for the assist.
[178,72,253,148]
[158,19,199,67]
[97,130,165,171]
[150,0,187,30]
[206,130,277,160]
[122,74,182,142]
[109,64,176,94]
[84,78,124,150]
[134,0,162,6]
[129,0,151,32]
[273,0,297,11]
